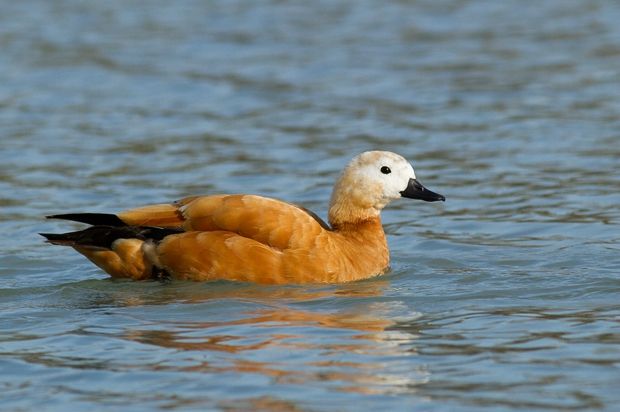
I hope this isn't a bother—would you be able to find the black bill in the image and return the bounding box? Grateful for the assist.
[400,178,445,202]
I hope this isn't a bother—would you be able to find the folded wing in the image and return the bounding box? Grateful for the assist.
[118,194,330,250]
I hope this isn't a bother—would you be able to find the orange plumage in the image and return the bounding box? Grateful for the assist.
[41,151,444,284]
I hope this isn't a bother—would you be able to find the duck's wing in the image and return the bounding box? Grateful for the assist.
[118,194,331,250]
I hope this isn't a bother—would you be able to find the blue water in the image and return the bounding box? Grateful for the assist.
[1,1,620,410]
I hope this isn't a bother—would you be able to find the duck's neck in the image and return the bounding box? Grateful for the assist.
[328,195,381,229]
[330,215,384,235]
[329,211,390,281]
[328,209,380,230]
[327,195,385,236]
[331,215,389,277]
[327,170,386,230]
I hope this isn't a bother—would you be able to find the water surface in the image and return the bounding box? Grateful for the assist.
[1,1,619,410]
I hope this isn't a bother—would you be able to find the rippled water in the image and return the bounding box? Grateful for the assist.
[1,1,620,410]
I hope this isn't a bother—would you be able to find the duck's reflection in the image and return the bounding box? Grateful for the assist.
[119,279,429,395]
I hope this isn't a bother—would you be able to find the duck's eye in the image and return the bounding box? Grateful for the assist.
[380,166,391,174]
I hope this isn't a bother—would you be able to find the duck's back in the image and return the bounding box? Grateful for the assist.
[119,194,329,250]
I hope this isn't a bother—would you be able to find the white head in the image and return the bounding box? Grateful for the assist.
[328,151,444,227]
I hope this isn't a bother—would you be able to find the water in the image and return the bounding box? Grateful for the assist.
[1,0,619,410]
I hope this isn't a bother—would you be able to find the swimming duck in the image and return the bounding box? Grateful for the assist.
[41,151,444,284]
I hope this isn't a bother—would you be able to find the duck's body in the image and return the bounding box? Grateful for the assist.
[42,151,444,284]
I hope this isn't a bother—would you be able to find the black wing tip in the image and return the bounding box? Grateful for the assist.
[40,226,184,249]
[45,213,127,227]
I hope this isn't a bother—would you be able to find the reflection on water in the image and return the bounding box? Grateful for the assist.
[5,276,617,410]
[3,275,620,410]
[3,280,431,405]
[120,303,413,396]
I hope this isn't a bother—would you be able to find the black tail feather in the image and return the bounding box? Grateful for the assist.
[40,232,79,246]
[46,213,127,227]
[40,226,184,249]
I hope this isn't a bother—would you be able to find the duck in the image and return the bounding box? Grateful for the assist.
[41,151,445,284]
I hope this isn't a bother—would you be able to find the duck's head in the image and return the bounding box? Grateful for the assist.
[328,151,445,227]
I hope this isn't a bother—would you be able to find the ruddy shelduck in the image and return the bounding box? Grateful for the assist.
[41,151,445,284]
